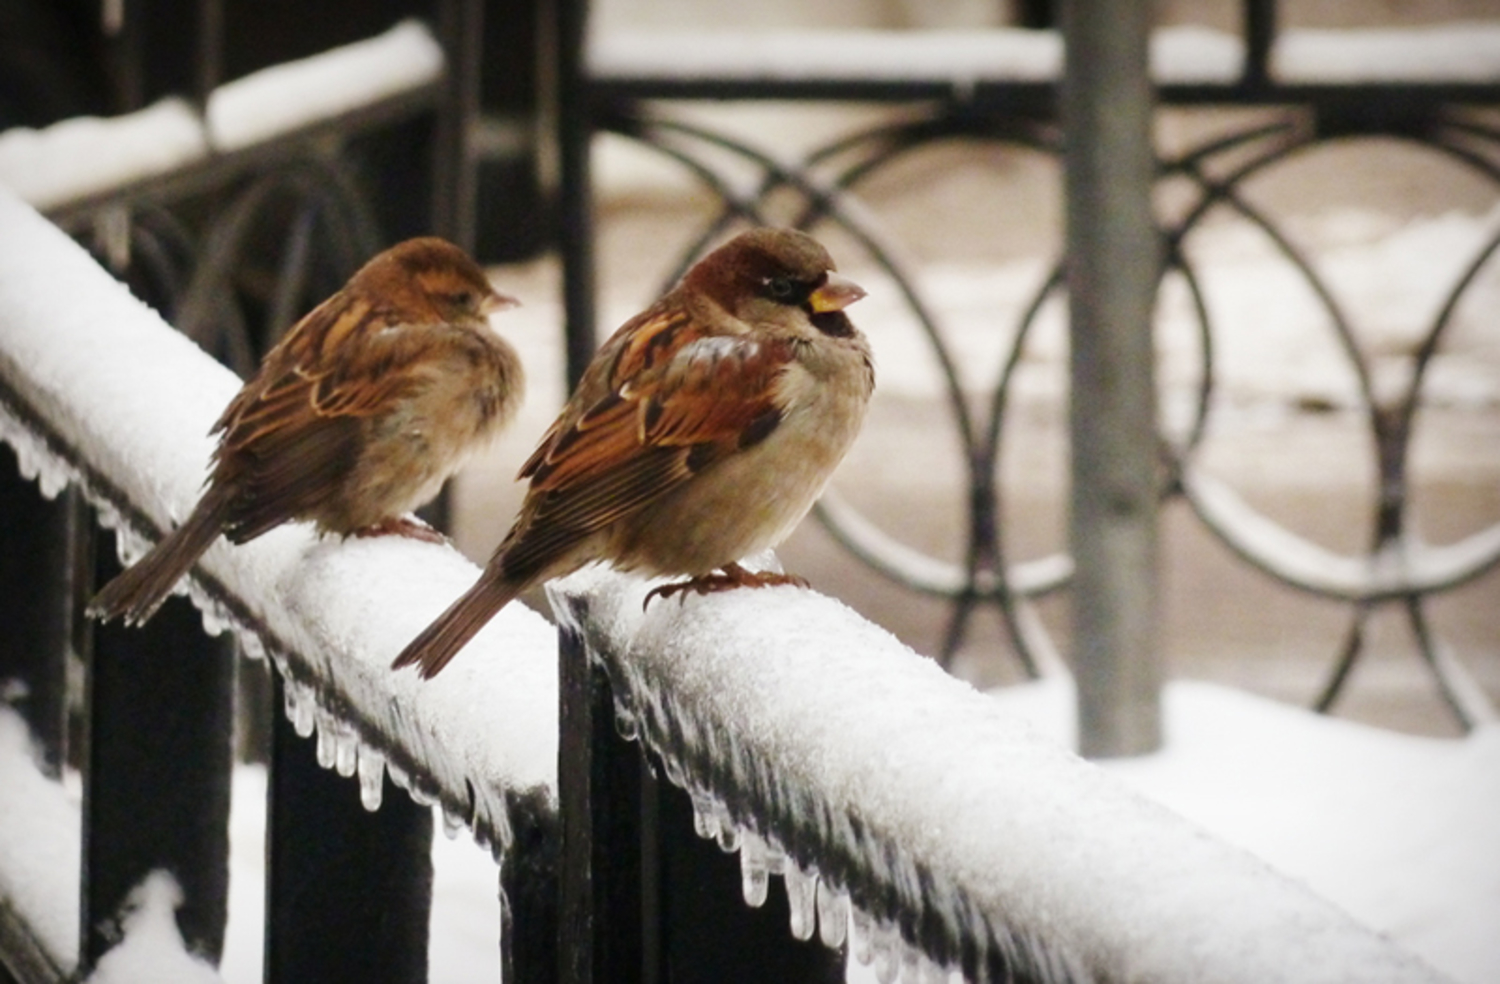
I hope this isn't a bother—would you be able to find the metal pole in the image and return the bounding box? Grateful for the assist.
[555,0,598,388]
[1060,0,1163,758]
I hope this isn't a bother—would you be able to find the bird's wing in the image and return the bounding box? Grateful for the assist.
[503,308,792,576]
[209,295,439,541]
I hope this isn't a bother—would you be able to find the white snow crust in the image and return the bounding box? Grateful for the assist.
[84,872,224,984]
[989,680,1500,984]
[590,26,1243,88]
[548,563,1452,984]
[0,186,556,856]
[0,20,442,211]
[205,20,443,151]
[0,99,207,211]
[591,22,1498,88]
[0,705,79,972]
[1274,23,1500,84]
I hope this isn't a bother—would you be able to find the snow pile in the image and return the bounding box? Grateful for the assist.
[548,563,1449,984]
[0,186,556,858]
[85,872,223,984]
[0,99,207,211]
[990,680,1500,984]
[0,20,442,211]
[206,20,443,151]
[0,704,78,975]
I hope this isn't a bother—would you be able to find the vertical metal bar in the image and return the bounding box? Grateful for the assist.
[652,762,846,983]
[557,626,643,983]
[555,0,598,388]
[264,673,434,983]
[0,450,74,777]
[1243,0,1276,90]
[1060,0,1163,758]
[1242,0,1278,89]
[500,806,560,984]
[196,0,225,108]
[433,0,485,253]
[83,535,234,968]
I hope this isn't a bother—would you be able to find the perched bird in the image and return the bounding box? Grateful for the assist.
[393,226,874,678]
[89,236,524,626]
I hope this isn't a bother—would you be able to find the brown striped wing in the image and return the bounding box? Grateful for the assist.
[501,307,792,579]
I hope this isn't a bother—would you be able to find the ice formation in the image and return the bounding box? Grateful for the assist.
[549,562,1452,984]
[0,187,557,866]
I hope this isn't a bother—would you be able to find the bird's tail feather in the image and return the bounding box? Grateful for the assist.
[88,491,228,626]
[391,575,521,678]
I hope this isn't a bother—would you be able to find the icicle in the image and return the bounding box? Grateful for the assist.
[356,745,385,811]
[816,879,849,949]
[712,802,740,853]
[852,905,876,966]
[661,753,685,789]
[612,699,638,741]
[283,679,316,738]
[332,728,358,778]
[870,920,900,984]
[441,807,464,840]
[739,831,770,908]
[690,788,720,841]
[918,953,951,984]
[314,709,337,770]
[784,860,818,942]
[898,942,920,983]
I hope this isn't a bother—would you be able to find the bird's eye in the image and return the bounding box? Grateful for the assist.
[451,290,476,309]
[764,276,795,300]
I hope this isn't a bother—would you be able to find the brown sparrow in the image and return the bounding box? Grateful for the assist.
[89,236,524,626]
[392,227,874,678]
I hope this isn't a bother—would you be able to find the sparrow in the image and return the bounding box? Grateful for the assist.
[89,236,524,626]
[392,226,874,678]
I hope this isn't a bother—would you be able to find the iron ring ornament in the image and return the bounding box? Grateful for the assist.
[599,102,1500,728]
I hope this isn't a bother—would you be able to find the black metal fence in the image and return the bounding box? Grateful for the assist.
[0,1,1496,982]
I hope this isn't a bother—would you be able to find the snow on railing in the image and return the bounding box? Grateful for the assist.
[549,561,1452,984]
[0,20,443,214]
[0,187,1457,980]
[0,186,555,968]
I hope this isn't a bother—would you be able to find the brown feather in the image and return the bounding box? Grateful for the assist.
[87,484,235,625]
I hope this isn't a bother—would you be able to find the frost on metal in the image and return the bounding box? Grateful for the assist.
[548,563,1452,984]
[0,187,556,857]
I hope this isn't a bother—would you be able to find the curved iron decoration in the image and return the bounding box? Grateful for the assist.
[598,100,1500,728]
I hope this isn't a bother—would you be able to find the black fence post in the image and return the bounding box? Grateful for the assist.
[82,532,235,969]
[264,673,434,984]
[558,625,645,983]
[558,624,845,982]
[0,448,76,777]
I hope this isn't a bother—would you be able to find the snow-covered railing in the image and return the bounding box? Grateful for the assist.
[0,185,554,977]
[0,20,444,221]
[0,181,1459,982]
[546,565,1450,984]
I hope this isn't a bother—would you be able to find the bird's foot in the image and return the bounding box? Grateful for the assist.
[643,562,809,610]
[352,516,448,545]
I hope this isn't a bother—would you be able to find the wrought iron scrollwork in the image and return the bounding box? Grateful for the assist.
[597,98,1500,728]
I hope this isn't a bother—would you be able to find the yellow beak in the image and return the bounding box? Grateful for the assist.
[481,290,522,315]
[808,271,866,313]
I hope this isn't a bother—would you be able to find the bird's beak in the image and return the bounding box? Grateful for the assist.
[482,290,522,315]
[808,271,866,313]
